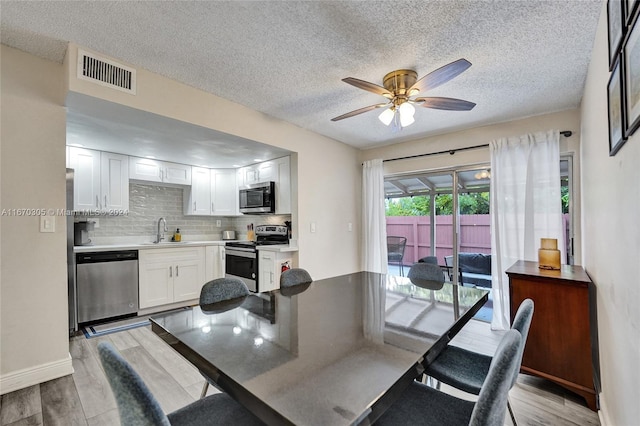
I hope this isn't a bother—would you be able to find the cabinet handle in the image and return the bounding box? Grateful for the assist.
[270,272,274,284]
[104,195,108,208]
[211,202,214,212]
[169,266,172,277]
[176,265,179,277]
[159,169,163,180]
[96,195,99,208]
[194,201,197,211]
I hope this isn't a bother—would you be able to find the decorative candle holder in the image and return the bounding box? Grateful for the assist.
[538,238,561,270]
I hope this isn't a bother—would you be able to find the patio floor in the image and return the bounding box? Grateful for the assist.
[387,263,493,323]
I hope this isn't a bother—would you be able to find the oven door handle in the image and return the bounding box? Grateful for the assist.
[226,248,256,258]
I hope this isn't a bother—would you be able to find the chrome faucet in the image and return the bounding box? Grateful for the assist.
[155,217,167,243]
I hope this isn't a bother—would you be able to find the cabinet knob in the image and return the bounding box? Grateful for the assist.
[169,266,172,277]
[176,265,179,277]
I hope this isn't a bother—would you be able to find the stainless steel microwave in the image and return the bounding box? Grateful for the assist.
[239,181,275,214]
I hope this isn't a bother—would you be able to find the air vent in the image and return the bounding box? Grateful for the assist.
[77,49,136,94]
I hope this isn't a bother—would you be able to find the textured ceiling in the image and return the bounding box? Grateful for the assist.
[1,1,602,152]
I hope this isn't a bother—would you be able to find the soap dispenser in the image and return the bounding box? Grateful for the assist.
[174,228,181,242]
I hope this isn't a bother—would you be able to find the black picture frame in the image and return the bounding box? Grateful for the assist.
[609,0,626,71]
[608,58,627,156]
[624,12,640,138]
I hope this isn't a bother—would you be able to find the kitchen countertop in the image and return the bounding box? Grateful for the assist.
[74,241,298,253]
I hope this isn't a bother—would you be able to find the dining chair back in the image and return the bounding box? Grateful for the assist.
[375,330,522,426]
[424,298,534,425]
[199,277,249,305]
[280,268,313,288]
[97,342,263,426]
[387,236,408,276]
[97,342,170,426]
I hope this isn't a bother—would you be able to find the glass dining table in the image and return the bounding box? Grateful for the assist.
[150,271,488,426]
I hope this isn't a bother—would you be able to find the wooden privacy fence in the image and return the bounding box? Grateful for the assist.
[387,214,570,266]
[386,215,490,266]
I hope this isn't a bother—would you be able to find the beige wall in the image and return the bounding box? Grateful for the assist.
[0,46,72,391]
[580,3,640,425]
[360,109,583,263]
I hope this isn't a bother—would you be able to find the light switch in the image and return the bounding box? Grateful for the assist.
[310,222,316,233]
[40,215,55,233]
[348,222,353,232]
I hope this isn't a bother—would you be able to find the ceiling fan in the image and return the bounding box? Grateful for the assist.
[331,58,476,130]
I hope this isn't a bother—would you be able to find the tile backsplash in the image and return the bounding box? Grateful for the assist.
[79,183,290,244]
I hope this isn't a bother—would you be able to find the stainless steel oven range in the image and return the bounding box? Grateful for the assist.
[225,225,288,292]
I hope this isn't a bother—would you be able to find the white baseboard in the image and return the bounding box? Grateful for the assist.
[0,354,74,395]
[598,392,613,426]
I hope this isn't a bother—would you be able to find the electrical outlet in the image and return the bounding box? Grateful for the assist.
[348,222,353,232]
[216,220,222,227]
[39,216,55,233]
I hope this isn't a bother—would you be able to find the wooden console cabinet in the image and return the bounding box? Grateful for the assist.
[506,260,597,411]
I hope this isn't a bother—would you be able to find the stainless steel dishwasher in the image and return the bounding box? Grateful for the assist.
[76,250,139,324]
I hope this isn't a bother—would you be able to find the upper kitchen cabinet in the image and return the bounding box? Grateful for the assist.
[184,167,212,215]
[184,168,239,216]
[129,156,192,185]
[211,169,238,215]
[239,156,291,214]
[68,147,129,212]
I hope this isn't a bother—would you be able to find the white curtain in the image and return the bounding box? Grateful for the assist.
[362,159,388,273]
[490,130,564,330]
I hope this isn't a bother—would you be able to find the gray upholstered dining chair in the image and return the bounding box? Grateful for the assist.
[375,329,522,426]
[97,342,263,426]
[387,236,407,276]
[418,255,439,265]
[198,278,249,397]
[279,268,313,296]
[424,298,534,425]
[407,262,445,290]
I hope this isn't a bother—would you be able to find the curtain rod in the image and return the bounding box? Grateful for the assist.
[382,130,572,163]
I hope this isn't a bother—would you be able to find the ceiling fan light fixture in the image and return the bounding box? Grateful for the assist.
[378,108,395,126]
[398,102,415,127]
[399,111,415,127]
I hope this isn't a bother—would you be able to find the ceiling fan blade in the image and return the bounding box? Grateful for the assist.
[342,77,393,99]
[415,97,476,111]
[409,58,472,94]
[331,103,389,121]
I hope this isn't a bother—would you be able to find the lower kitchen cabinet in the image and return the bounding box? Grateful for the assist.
[205,245,225,281]
[139,247,205,309]
[258,250,292,293]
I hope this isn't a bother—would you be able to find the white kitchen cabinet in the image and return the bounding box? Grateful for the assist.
[211,169,238,215]
[240,161,275,186]
[258,250,292,292]
[205,245,225,281]
[139,247,205,309]
[129,156,192,185]
[238,156,291,214]
[184,167,211,215]
[274,156,291,214]
[101,152,129,211]
[68,147,129,212]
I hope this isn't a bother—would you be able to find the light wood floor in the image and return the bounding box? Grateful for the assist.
[0,320,600,426]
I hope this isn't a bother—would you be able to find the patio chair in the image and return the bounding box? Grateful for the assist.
[387,236,407,276]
